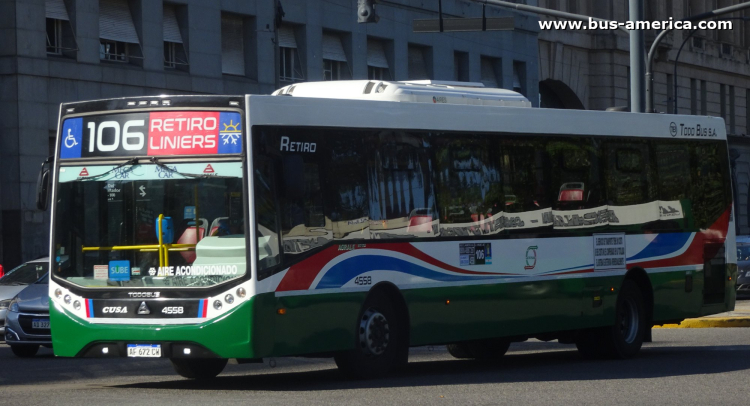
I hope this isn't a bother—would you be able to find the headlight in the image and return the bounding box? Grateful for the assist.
[0,299,10,310]
[8,297,19,313]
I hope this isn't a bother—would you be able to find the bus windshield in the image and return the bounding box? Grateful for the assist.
[53,161,246,288]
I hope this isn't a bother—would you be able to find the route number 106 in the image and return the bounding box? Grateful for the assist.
[88,120,145,152]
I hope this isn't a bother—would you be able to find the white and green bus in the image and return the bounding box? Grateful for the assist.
[39,81,736,379]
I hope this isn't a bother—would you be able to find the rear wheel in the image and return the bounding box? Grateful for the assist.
[576,279,647,359]
[334,292,407,379]
[11,344,39,358]
[170,358,228,380]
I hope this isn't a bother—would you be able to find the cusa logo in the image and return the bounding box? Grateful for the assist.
[102,306,128,314]
[524,245,538,270]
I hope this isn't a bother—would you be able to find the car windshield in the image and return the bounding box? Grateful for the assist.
[36,273,49,285]
[738,245,750,261]
[53,162,247,288]
[0,262,49,286]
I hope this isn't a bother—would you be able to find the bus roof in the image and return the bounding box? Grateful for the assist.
[249,83,727,141]
[272,80,532,108]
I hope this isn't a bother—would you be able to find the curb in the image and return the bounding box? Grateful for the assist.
[654,317,750,328]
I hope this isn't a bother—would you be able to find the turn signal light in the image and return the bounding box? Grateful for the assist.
[277,308,287,315]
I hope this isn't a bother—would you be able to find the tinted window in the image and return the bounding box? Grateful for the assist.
[0,262,48,286]
[435,135,503,236]
[368,132,437,238]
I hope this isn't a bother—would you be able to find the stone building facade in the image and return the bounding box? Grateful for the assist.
[0,0,539,267]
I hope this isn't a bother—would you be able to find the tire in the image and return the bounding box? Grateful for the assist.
[448,340,510,360]
[11,345,39,358]
[170,358,228,380]
[576,279,647,359]
[334,292,407,379]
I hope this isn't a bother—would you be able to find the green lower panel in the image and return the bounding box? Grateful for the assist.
[271,292,365,357]
[51,298,259,359]
[51,267,735,359]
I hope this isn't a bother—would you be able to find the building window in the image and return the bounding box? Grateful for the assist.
[45,0,75,56]
[367,38,390,81]
[700,80,707,115]
[408,45,430,80]
[480,56,502,88]
[99,0,141,64]
[46,18,63,54]
[100,39,128,62]
[279,25,303,83]
[324,59,346,81]
[454,51,469,82]
[163,4,188,69]
[368,66,388,80]
[690,78,698,115]
[280,47,303,82]
[513,61,527,96]
[322,33,350,81]
[221,14,245,76]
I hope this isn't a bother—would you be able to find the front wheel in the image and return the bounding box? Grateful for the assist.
[170,358,228,380]
[334,293,407,379]
[11,344,39,358]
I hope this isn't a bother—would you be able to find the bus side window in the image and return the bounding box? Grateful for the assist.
[323,134,370,240]
[254,157,281,277]
[548,137,604,211]
[604,143,654,206]
[434,135,503,236]
[691,142,731,229]
[367,132,437,239]
[501,139,551,217]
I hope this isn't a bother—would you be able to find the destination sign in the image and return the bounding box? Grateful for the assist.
[60,111,243,159]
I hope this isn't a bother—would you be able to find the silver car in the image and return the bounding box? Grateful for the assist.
[0,258,49,338]
[5,273,52,357]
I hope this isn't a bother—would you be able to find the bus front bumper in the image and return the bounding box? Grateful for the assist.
[50,297,258,359]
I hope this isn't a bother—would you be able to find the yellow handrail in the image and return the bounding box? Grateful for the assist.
[82,212,198,269]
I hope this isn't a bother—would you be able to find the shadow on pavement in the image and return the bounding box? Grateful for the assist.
[112,344,750,392]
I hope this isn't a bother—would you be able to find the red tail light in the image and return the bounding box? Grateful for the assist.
[0,264,4,279]
[558,189,583,201]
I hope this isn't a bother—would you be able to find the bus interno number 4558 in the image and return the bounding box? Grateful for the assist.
[38,81,736,380]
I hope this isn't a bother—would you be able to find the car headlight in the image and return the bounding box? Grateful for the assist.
[8,297,19,313]
[0,299,10,310]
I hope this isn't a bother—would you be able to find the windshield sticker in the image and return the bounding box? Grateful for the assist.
[131,267,141,276]
[59,111,242,159]
[94,265,108,280]
[108,260,131,281]
[147,265,240,277]
[58,162,243,183]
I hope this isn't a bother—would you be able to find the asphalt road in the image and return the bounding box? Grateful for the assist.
[0,328,749,406]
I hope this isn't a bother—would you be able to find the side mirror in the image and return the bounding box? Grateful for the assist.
[36,156,53,211]
[282,155,305,200]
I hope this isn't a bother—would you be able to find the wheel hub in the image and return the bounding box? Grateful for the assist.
[359,308,390,356]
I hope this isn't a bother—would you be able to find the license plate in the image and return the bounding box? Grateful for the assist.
[127,344,162,358]
[32,319,50,329]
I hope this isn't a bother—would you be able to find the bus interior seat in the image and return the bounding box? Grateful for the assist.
[210,217,229,236]
[177,218,208,262]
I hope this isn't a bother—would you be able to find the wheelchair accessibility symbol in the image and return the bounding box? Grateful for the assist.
[64,128,78,148]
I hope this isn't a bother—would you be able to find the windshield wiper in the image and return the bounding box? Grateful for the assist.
[149,157,235,179]
[79,158,139,181]
[11,282,29,286]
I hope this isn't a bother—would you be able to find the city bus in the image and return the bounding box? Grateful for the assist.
[38,80,736,380]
